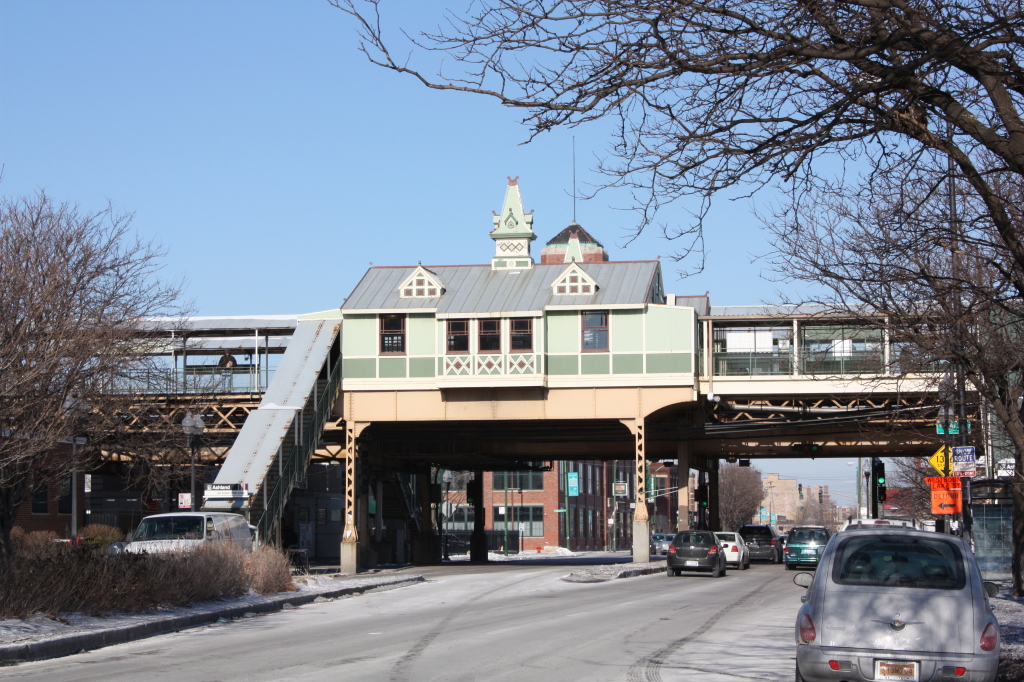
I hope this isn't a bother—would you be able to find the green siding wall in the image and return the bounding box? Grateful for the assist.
[546,311,579,353]
[408,314,435,356]
[378,357,407,378]
[342,314,377,356]
[547,355,579,375]
[343,358,376,379]
[409,357,434,377]
[646,353,692,373]
[611,310,643,352]
[581,354,610,375]
[613,354,644,374]
[645,307,693,352]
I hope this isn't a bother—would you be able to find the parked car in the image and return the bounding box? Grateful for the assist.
[650,533,673,555]
[784,526,831,571]
[714,531,750,570]
[666,530,727,578]
[738,524,783,563]
[121,512,254,554]
[793,527,1000,682]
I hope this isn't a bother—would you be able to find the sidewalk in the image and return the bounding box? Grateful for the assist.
[0,572,424,664]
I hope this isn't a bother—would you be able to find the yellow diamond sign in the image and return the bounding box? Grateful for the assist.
[929,446,949,476]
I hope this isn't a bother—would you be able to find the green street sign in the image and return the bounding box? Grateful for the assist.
[936,421,971,435]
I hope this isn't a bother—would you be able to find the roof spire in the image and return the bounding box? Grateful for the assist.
[490,178,536,270]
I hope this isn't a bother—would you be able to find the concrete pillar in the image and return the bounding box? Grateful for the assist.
[676,442,690,531]
[708,459,721,531]
[470,470,487,562]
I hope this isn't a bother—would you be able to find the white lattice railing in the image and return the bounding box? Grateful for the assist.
[442,354,537,376]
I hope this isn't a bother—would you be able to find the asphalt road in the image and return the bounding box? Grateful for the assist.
[2,555,805,681]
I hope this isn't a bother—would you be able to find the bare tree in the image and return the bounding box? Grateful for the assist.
[889,456,937,523]
[718,463,764,531]
[337,1,1024,267]
[766,160,1024,591]
[0,192,184,557]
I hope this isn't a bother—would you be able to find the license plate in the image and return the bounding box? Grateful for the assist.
[802,549,817,554]
[875,660,918,681]
[685,560,698,566]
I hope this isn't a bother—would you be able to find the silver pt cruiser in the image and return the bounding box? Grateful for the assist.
[794,528,1000,682]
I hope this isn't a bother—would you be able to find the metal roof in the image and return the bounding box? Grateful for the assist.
[142,315,299,333]
[707,304,832,318]
[343,261,661,314]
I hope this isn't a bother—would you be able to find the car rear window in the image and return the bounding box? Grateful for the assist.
[674,532,713,546]
[715,533,738,542]
[831,534,965,590]
[739,526,772,540]
[790,529,829,544]
[134,516,203,541]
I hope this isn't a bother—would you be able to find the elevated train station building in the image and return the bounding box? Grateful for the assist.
[16,179,956,570]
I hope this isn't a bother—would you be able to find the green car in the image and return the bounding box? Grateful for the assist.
[784,526,830,570]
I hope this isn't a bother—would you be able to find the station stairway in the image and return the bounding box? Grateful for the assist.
[204,317,342,543]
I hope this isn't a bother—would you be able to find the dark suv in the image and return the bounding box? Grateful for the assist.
[738,524,783,563]
[666,530,727,578]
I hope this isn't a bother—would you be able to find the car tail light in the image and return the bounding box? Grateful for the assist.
[707,545,719,556]
[798,614,816,643]
[955,667,966,677]
[828,661,840,671]
[668,545,676,554]
[980,622,998,651]
[771,538,777,546]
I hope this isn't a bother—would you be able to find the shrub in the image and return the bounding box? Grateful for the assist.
[9,528,61,560]
[80,524,123,549]
[245,546,296,594]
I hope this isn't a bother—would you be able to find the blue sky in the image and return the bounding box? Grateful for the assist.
[0,1,859,498]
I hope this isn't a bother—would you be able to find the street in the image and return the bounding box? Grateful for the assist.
[2,556,803,681]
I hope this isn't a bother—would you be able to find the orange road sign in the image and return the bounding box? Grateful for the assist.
[931,488,962,515]
[925,477,962,490]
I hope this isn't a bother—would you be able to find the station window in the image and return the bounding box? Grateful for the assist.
[582,311,609,351]
[447,319,470,353]
[510,318,533,352]
[380,314,406,354]
[32,476,48,514]
[479,319,501,353]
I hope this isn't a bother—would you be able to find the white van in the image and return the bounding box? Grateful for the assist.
[123,512,254,554]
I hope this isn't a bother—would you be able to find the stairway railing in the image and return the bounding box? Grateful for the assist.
[254,359,342,543]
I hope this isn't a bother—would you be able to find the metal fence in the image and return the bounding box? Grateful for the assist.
[444,530,520,555]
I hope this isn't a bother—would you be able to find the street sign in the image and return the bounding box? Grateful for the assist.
[518,522,525,534]
[567,472,579,497]
[936,421,971,435]
[178,493,191,509]
[613,481,628,497]
[928,446,949,475]
[931,488,962,515]
[925,476,961,490]
[952,446,977,477]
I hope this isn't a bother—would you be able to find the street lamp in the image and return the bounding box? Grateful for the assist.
[62,394,89,538]
[181,411,206,512]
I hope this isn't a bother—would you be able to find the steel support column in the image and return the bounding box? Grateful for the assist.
[626,419,650,563]
[470,469,487,562]
[341,421,368,574]
[708,460,721,531]
[676,441,690,531]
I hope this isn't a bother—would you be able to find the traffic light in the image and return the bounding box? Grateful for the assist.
[466,477,481,506]
[798,483,803,499]
[694,485,708,508]
[818,488,823,503]
[873,459,887,503]
[791,443,823,455]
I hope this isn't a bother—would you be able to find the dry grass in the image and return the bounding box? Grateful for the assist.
[245,545,296,595]
[0,530,293,618]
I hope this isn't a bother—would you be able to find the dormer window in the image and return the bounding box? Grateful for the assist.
[552,264,597,296]
[399,266,444,299]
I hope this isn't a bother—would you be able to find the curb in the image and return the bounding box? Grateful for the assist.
[0,574,425,664]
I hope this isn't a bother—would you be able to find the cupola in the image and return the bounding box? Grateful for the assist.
[490,177,536,270]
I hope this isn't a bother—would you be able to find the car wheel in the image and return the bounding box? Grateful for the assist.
[740,557,749,570]
[785,562,795,571]
[721,560,727,576]
[711,562,721,578]
[795,663,808,682]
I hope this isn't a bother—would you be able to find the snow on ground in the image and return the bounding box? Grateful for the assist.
[447,548,583,562]
[0,572,410,647]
